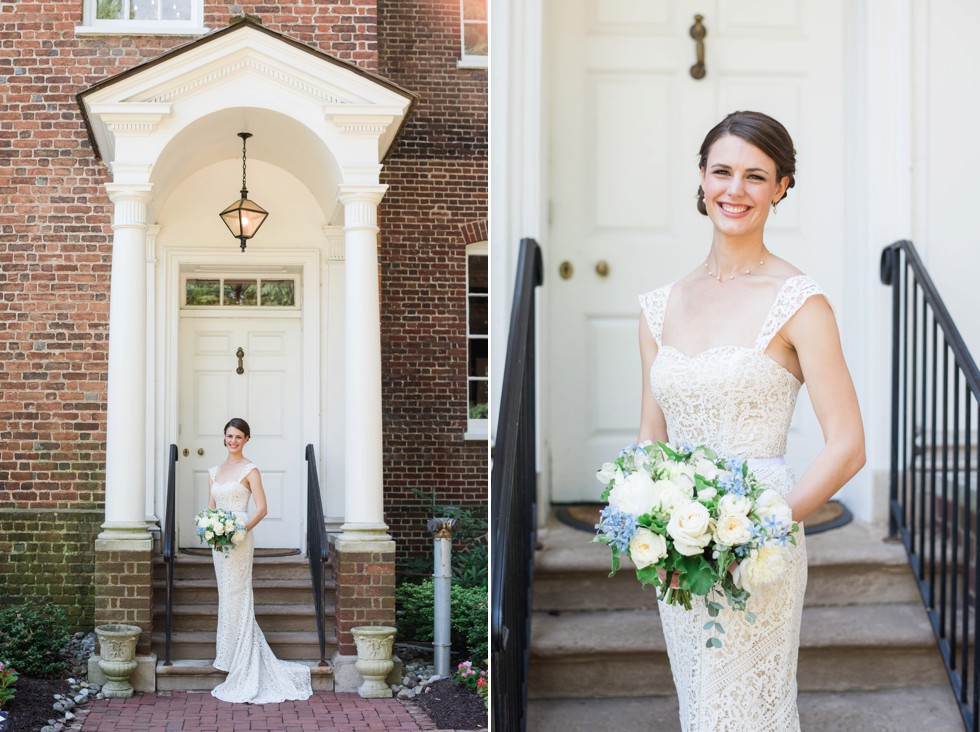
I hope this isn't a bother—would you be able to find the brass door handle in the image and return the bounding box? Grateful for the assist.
[595,261,610,277]
[198,448,205,456]
[559,261,574,280]
[236,347,244,375]
[690,14,707,80]
[182,448,189,457]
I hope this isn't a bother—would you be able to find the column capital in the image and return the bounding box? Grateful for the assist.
[337,184,388,206]
[337,185,388,233]
[106,184,152,230]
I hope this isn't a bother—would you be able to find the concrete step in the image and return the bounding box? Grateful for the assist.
[153,577,333,605]
[527,685,963,732]
[152,602,335,632]
[533,517,920,612]
[528,603,947,698]
[152,630,334,661]
[153,554,328,581]
[155,659,334,692]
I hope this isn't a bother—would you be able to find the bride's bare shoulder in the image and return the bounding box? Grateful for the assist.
[766,254,805,280]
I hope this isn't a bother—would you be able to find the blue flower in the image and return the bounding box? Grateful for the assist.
[719,472,748,496]
[595,506,639,553]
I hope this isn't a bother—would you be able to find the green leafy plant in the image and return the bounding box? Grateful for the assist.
[0,603,70,679]
[0,659,18,710]
[399,488,488,588]
[395,580,488,661]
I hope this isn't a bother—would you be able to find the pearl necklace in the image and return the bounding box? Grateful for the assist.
[704,247,771,282]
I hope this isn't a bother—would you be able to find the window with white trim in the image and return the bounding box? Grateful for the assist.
[466,242,489,437]
[78,0,206,35]
[459,0,488,68]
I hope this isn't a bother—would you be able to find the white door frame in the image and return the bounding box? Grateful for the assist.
[148,245,324,551]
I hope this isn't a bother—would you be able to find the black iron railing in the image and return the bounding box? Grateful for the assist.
[305,444,330,666]
[161,443,178,666]
[882,240,980,731]
[491,238,543,732]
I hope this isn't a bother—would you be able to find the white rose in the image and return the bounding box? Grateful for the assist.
[196,516,208,528]
[718,493,753,516]
[666,501,713,556]
[596,462,621,484]
[608,471,658,516]
[732,545,790,593]
[713,512,753,547]
[204,530,214,541]
[665,461,696,494]
[754,489,794,527]
[651,479,689,514]
[628,528,668,569]
[694,458,726,481]
[232,530,246,544]
[697,487,718,503]
[213,523,225,535]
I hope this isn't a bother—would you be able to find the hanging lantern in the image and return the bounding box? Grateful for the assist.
[219,132,268,252]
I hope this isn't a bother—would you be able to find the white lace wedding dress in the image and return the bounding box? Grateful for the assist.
[639,274,824,731]
[209,463,313,704]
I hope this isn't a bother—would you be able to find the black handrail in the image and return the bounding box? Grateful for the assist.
[305,444,330,666]
[490,238,543,732]
[881,240,980,731]
[161,443,178,666]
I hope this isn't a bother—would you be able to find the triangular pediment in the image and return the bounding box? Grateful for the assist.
[78,17,417,163]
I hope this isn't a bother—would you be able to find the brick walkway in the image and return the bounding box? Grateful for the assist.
[74,691,447,731]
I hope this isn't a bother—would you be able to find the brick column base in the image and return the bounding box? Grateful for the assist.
[89,536,158,691]
[331,536,400,693]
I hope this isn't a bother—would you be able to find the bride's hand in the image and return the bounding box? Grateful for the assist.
[657,567,682,588]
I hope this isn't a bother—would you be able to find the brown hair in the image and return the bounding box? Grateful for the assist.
[696,111,797,216]
[223,417,251,439]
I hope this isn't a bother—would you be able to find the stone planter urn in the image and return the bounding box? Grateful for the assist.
[351,625,397,698]
[94,624,143,698]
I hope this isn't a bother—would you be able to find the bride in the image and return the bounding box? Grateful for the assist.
[206,417,313,704]
[637,111,865,730]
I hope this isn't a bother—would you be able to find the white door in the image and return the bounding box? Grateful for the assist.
[178,315,304,548]
[548,0,845,501]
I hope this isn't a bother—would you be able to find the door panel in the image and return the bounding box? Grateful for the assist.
[178,316,303,548]
[548,0,844,501]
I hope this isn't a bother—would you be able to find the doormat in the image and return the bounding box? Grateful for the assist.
[556,500,852,536]
[180,547,301,558]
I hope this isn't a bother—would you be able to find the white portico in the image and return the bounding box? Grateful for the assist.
[78,17,415,564]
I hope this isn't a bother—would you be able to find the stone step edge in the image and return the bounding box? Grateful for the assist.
[150,603,335,616]
[153,554,332,566]
[530,603,938,658]
[152,630,338,643]
[152,578,336,589]
[156,659,333,675]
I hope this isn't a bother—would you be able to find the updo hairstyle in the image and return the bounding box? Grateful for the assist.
[223,417,251,439]
[695,111,797,216]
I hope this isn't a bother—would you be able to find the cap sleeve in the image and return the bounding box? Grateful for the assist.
[638,284,672,346]
[755,275,828,351]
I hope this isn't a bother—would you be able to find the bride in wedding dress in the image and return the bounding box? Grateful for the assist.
[637,111,865,730]
[206,417,313,704]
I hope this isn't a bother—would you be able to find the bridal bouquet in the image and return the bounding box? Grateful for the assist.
[194,508,247,555]
[594,442,799,647]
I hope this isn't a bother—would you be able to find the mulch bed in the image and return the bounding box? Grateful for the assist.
[413,678,488,731]
[3,676,71,732]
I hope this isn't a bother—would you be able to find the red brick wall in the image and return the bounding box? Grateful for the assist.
[376,0,489,562]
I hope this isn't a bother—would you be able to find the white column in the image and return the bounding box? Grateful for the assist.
[99,183,152,541]
[337,184,389,541]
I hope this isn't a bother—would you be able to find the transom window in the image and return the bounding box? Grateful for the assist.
[78,0,205,35]
[466,243,488,437]
[183,276,298,309]
[460,0,488,68]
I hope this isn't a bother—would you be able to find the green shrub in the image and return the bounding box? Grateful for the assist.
[395,579,489,662]
[398,489,488,588]
[0,603,70,679]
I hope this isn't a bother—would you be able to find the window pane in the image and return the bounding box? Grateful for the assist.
[463,0,487,21]
[468,380,489,419]
[130,0,161,19]
[162,0,191,20]
[260,280,296,307]
[463,23,489,57]
[468,296,488,335]
[223,280,257,306]
[469,338,488,378]
[185,279,220,306]
[97,0,124,19]
[468,254,488,293]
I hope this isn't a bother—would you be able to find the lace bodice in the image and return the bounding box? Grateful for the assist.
[640,275,824,460]
[208,463,256,512]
